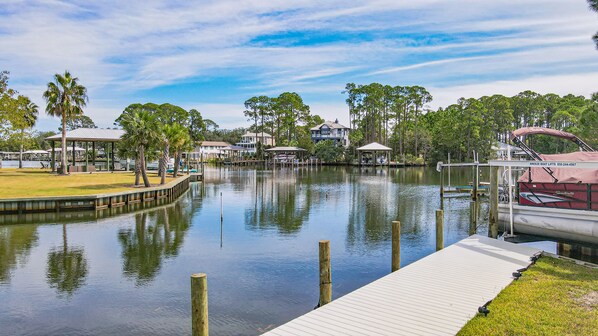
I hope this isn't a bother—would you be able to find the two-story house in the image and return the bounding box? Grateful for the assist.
[310,119,351,147]
[235,132,275,153]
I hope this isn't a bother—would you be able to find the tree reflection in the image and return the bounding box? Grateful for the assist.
[0,225,38,284]
[46,224,88,296]
[118,203,192,286]
[245,171,312,234]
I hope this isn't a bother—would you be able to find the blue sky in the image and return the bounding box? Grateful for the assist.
[1,0,597,131]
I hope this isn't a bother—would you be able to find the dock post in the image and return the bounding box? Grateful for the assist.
[392,221,401,272]
[435,209,444,251]
[469,201,477,235]
[439,166,444,198]
[319,240,332,307]
[191,273,208,336]
[489,166,499,238]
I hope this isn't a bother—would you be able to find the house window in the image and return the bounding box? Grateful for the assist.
[321,126,330,135]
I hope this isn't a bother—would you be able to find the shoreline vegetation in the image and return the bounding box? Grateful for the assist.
[0,168,174,198]
[458,256,598,335]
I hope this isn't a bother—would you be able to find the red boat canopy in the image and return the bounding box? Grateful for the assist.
[518,152,598,183]
[510,127,578,141]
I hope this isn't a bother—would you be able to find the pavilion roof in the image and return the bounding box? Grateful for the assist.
[266,146,306,152]
[356,142,392,151]
[46,128,124,142]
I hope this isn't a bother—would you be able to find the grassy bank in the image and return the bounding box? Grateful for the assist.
[459,256,598,335]
[0,169,175,198]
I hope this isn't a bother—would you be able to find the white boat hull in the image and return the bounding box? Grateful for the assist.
[498,203,598,244]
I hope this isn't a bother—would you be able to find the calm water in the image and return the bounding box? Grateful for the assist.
[0,166,592,335]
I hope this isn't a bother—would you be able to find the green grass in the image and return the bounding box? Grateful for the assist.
[0,168,176,198]
[458,257,598,336]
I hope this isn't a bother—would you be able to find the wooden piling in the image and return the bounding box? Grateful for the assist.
[469,201,477,235]
[319,240,332,307]
[392,221,401,272]
[191,273,208,336]
[435,209,444,251]
[489,166,499,238]
[439,166,444,198]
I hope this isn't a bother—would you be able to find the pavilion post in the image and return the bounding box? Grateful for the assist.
[51,141,55,172]
[92,142,96,167]
[72,141,76,170]
[85,142,89,167]
[111,142,115,171]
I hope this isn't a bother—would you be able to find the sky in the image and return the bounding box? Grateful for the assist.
[1,0,597,131]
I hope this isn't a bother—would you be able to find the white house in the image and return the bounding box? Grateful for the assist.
[194,141,231,158]
[310,119,351,147]
[236,132,275,153]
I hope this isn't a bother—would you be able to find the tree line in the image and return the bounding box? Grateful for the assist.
[344,82,598,164]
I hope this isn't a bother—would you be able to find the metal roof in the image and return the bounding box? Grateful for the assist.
[357,142,392,151]
[198,141,231,147]
[311,120,350,131]
[266,146,306,152]
[46,128,124,142]
[242,132,273,138]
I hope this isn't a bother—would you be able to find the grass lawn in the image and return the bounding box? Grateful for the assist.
[0,168,177,198]
[459,256,598,336]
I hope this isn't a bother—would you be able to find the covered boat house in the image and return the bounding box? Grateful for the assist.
[357,142,392,167]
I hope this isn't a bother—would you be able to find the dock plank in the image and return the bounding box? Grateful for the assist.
[263,235,541,336]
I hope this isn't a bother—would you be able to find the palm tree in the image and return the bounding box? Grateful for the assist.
[14,96,38,168]
[119,109,159,187]
[43,71,88,175]
[167,124,192,178]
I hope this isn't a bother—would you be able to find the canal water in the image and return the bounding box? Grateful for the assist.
[0,166,591,335]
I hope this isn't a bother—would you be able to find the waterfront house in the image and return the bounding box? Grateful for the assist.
[310,119,351,147]
[194,141,231,158]
[235,132,275,153]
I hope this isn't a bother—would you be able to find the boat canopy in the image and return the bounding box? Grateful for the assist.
[518,151,598,184]
[510,127,578,142]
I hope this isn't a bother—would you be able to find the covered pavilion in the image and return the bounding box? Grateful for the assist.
[46,128,124,173]
[357,142,392,167]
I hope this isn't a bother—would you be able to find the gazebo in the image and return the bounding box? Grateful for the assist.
[357,142,392,167]
[46,128,124,173]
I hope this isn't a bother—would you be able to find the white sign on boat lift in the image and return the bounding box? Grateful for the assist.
[488,160,598,169]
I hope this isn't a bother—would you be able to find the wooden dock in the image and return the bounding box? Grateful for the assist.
[263,235,541,336]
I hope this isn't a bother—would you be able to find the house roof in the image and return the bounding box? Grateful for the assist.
[242,132,273,138]
[46,128,124,142]
[199,141,231,147]
[310,120,350,131]
[357,142,392,151]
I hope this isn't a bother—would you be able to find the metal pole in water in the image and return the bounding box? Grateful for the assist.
[191,273,208,336]
[392,221,401,272]
[318,240,332,307]
[435,209,444,251]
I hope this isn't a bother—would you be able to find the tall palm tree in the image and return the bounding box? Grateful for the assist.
[167,123,192,178]
[119,109,160,187]
[43,71,88,175]
[14,96,38,168]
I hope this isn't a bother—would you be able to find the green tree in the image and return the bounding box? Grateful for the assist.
[43,71,88,175]
[589,0,598,48]
[119,108,160,187]
[315,140,343,162]
[65,115,96,130]
[9,96,38,168]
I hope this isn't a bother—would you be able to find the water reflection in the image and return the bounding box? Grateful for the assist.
[0,225,38,284]
[118,199,194,286]
[245,171,313,234]
[46,224,88,296]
